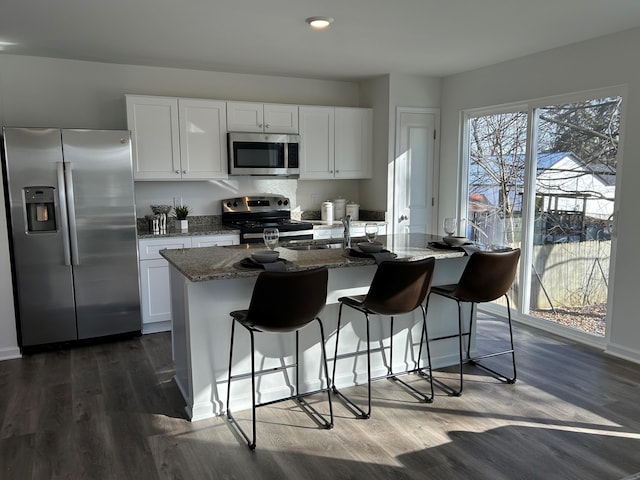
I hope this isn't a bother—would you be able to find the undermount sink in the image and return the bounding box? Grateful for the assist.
[283,242,344,250]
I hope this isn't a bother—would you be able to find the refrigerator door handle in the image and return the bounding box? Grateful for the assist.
[64,162,80,266]
[57,161,73,266]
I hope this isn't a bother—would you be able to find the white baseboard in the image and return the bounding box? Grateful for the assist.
[142,320,171,335]
[605,342,640,365]
[0,346,21,361]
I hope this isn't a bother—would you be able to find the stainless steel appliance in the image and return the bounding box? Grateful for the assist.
[2,127,141,350]
[228,132,300,177]
[222,195,314,244]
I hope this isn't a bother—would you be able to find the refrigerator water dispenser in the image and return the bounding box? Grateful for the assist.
[24,186,57,232]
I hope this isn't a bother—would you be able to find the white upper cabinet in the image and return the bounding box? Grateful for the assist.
[299,106,335,179]
[335,107,373,179]
[126,95,227,181]
[299,106,372,179]
[227,102,299,133]
[126,95,181,180]
[178,98,227,179]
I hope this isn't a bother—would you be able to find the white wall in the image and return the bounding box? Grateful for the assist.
[0,54,365,358]
[439,27,640,363]
[359,74,442,213]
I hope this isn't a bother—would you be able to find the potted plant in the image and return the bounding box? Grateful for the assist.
[173,204,190,230]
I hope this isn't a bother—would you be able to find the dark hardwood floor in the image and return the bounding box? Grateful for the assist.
[1,317,639,480]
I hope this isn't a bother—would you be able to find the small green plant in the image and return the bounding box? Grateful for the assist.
[173,205,190,220]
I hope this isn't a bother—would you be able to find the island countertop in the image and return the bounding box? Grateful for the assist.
[160,233,467,282]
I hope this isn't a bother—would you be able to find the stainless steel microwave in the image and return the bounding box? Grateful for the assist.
[228,132,300,177]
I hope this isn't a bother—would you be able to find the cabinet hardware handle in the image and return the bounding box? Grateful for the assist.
[175,170,180,174]
[182,170,187,174]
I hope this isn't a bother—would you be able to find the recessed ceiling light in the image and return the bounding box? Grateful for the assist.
[305,16,334,30]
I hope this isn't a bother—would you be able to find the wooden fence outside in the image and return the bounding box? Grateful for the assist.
[528,240,610,309]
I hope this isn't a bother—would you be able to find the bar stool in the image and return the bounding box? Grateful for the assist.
[427,248,521,396]
[226,267,333,450]
[331,257,436,419]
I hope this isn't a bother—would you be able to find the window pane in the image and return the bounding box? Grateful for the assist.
[530,97,621,337]
[466,111,527,308]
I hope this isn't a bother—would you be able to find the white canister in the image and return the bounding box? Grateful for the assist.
[321,201,334,222]
[333,197,347,220]
[346,203,360,221]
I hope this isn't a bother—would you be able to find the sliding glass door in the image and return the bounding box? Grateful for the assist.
[463,93,622,339]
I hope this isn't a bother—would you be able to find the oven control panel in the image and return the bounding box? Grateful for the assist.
[222,195,290,214]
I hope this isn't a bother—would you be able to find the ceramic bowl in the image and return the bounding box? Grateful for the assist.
[251,250,280,263]
[442,236,468,247]
[357,241,384,253]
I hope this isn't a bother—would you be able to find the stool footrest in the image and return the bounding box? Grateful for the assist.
[470,359,516,384]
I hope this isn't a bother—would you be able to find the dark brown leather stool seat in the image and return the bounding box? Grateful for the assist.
[226,267,333,450]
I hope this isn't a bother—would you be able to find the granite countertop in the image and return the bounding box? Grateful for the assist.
[137,224,239,239]
[138,220,385,238]
[160,233,467,282]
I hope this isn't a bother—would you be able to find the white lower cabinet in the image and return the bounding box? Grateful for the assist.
[138,234,239,333]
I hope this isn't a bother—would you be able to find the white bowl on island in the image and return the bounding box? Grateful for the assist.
[442,236,469,247]
[251,250,280,263]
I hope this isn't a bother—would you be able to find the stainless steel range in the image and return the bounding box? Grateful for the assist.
[222,195,314,244]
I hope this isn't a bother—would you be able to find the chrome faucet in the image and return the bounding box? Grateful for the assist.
[342,214,352,248]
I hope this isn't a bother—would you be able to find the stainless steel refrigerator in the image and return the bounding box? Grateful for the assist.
[2,127,141,349]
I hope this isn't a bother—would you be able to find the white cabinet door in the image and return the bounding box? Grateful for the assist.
[138,237,192,333]
[263,104,298,133]
[227,102,298,133]
[227,102,263,132]
[126,95,181,180]
[178,99,228,179]
[191,234,239,247]
[335,107,372,179]
[139,258,173,333]
[299,106,335,179]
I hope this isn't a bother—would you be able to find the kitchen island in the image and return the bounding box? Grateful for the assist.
[162,233,474,421]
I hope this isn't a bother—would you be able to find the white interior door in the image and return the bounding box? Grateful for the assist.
[392,108,439,234]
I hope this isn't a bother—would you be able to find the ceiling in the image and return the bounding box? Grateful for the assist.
[3,0,640,82]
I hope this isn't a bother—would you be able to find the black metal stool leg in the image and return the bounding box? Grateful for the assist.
[428,297,465,397]
[226,321,258,450]
[415,304,434,402]
[331,302,344,393]
[331,303,372,419]
[468,295,517,384]
[389,306,434,403]
[249,330,257,449]
[226,319,236,418]
[317,318,334,429]
[387,316,394,376]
